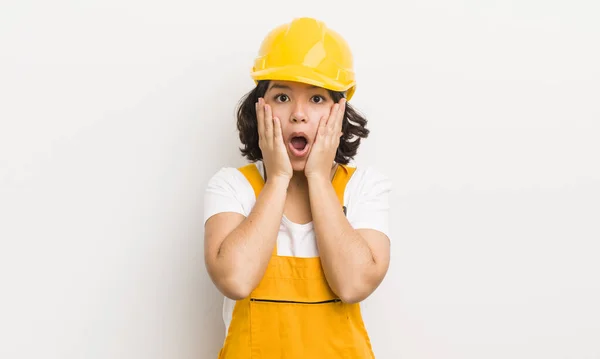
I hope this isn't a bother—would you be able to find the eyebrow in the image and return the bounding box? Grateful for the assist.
[267,83,320,91]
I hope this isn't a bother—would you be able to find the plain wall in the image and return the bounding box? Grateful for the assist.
[1,0,599,358]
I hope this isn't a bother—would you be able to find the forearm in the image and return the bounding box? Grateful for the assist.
[308,176,379,303]
[214,177,288,297]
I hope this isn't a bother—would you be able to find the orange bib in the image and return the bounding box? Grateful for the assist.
[217,163,375,359]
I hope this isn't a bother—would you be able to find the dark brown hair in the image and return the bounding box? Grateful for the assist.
[236,80,369,165]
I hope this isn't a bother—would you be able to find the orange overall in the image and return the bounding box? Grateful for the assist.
[217,163,375,359]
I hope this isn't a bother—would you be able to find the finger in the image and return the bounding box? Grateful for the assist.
[256,98,265,139]
[327,102,340,131]
[273,116,283,142]
[336,98,346,135]
[317,115,328,139]
[264,103,273,141]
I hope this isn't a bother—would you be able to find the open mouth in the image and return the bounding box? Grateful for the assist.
[288,133,310,157]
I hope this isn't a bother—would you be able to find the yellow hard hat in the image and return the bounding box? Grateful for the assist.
[251,17,356,100]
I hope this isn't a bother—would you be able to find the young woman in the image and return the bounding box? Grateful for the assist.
[203,17,392,358]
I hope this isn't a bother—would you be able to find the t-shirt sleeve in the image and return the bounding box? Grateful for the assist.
[345,167,392,238]
[203,167,255,225]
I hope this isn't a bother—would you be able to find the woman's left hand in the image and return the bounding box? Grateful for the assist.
[304,98,346,181]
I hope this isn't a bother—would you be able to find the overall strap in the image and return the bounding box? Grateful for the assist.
[238,163,265,198]
[332,164,357,212]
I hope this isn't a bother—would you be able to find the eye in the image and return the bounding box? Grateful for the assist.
[274,93,289,102]
[311,95,326,104]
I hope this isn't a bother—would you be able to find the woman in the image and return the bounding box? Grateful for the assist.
[203,17,391,358]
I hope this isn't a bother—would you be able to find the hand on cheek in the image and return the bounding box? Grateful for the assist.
[256,98,293,183]
[304,98,346,180]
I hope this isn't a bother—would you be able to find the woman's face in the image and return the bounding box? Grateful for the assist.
[263,80,336,171]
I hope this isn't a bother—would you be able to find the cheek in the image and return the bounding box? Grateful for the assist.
[308,108,331,125]
[269,105,289,122]
[279,121,292,134]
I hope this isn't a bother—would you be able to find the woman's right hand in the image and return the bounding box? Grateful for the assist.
[256,98,293,183]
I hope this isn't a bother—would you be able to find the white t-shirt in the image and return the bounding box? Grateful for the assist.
[203,161,391,334]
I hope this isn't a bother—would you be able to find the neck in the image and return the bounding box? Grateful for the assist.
[288,171,310,193]
[289,164,339,193]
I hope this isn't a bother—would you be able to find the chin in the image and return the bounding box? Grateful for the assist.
[291,159,307,173]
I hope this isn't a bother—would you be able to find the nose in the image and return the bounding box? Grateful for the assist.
[290,103,308,123]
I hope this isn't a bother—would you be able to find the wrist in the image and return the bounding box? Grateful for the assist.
[265,175,290,189]
[306,173,331,187]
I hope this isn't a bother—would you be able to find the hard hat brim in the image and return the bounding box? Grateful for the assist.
[251,65,356,100]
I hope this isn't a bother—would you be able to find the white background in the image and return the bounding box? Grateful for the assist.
[1,0,599,358]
